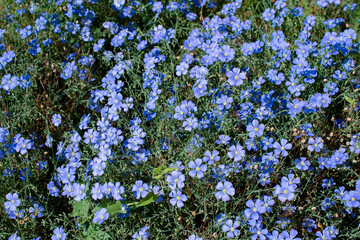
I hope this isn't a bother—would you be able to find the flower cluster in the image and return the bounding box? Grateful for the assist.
[1,0,360,239]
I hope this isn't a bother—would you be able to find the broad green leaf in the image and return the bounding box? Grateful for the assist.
[153,165,166,175]
[153,167,175,180]
[71,200,90,218]
[91,205,102,214]
[104,201,128,216]
[83,225,112,240]
[95,231,112,240]
[134,191,159,208]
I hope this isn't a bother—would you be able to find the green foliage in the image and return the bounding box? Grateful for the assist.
[1,0,360,239]
[153,166,176,180]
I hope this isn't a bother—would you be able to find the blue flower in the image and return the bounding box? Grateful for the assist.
[203,150,220,165]
[308,137,324,152]
[317,0,329,8]
[215,181,235,202]
[244,199,266,220]
[2,74,19,91]
[219,45,235,62]
[182,117,199,131]
[273,174,300,202]
[216,95,233,111]
[246,119,265,138]
[152,1,163,14]
[93,208,109,225]
[222,219,240,238]
[8,232,21,240]
[176,62,189,76]
[263,8,275,22]
[15,137,32,155]
[52,114,62,127]
[227,143,245,162]
[72,183,86,201]
[132,226,150,240]
[91,183,104,200]
[273,139,292,157]
[169,189,187,208]
[275,0,287,10]
[51,227,66,240]
[4,193,21,211]
[226,68,246,86]
[216,135,230,145]
[47,181,59,197]
[29,203,45,218]
[118,204,130,219]
[279,229,301,240]
[250,224,268,240]
[295,157,310,170]
[166,171,185,189]
[137,40,147,51]
[186,234,202,240]
[186,13,197,21]
[344,191,360,208]
[114,0,125,9]
[188,158,207,178]
[93,39,105,52]
[132,180,149,199]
